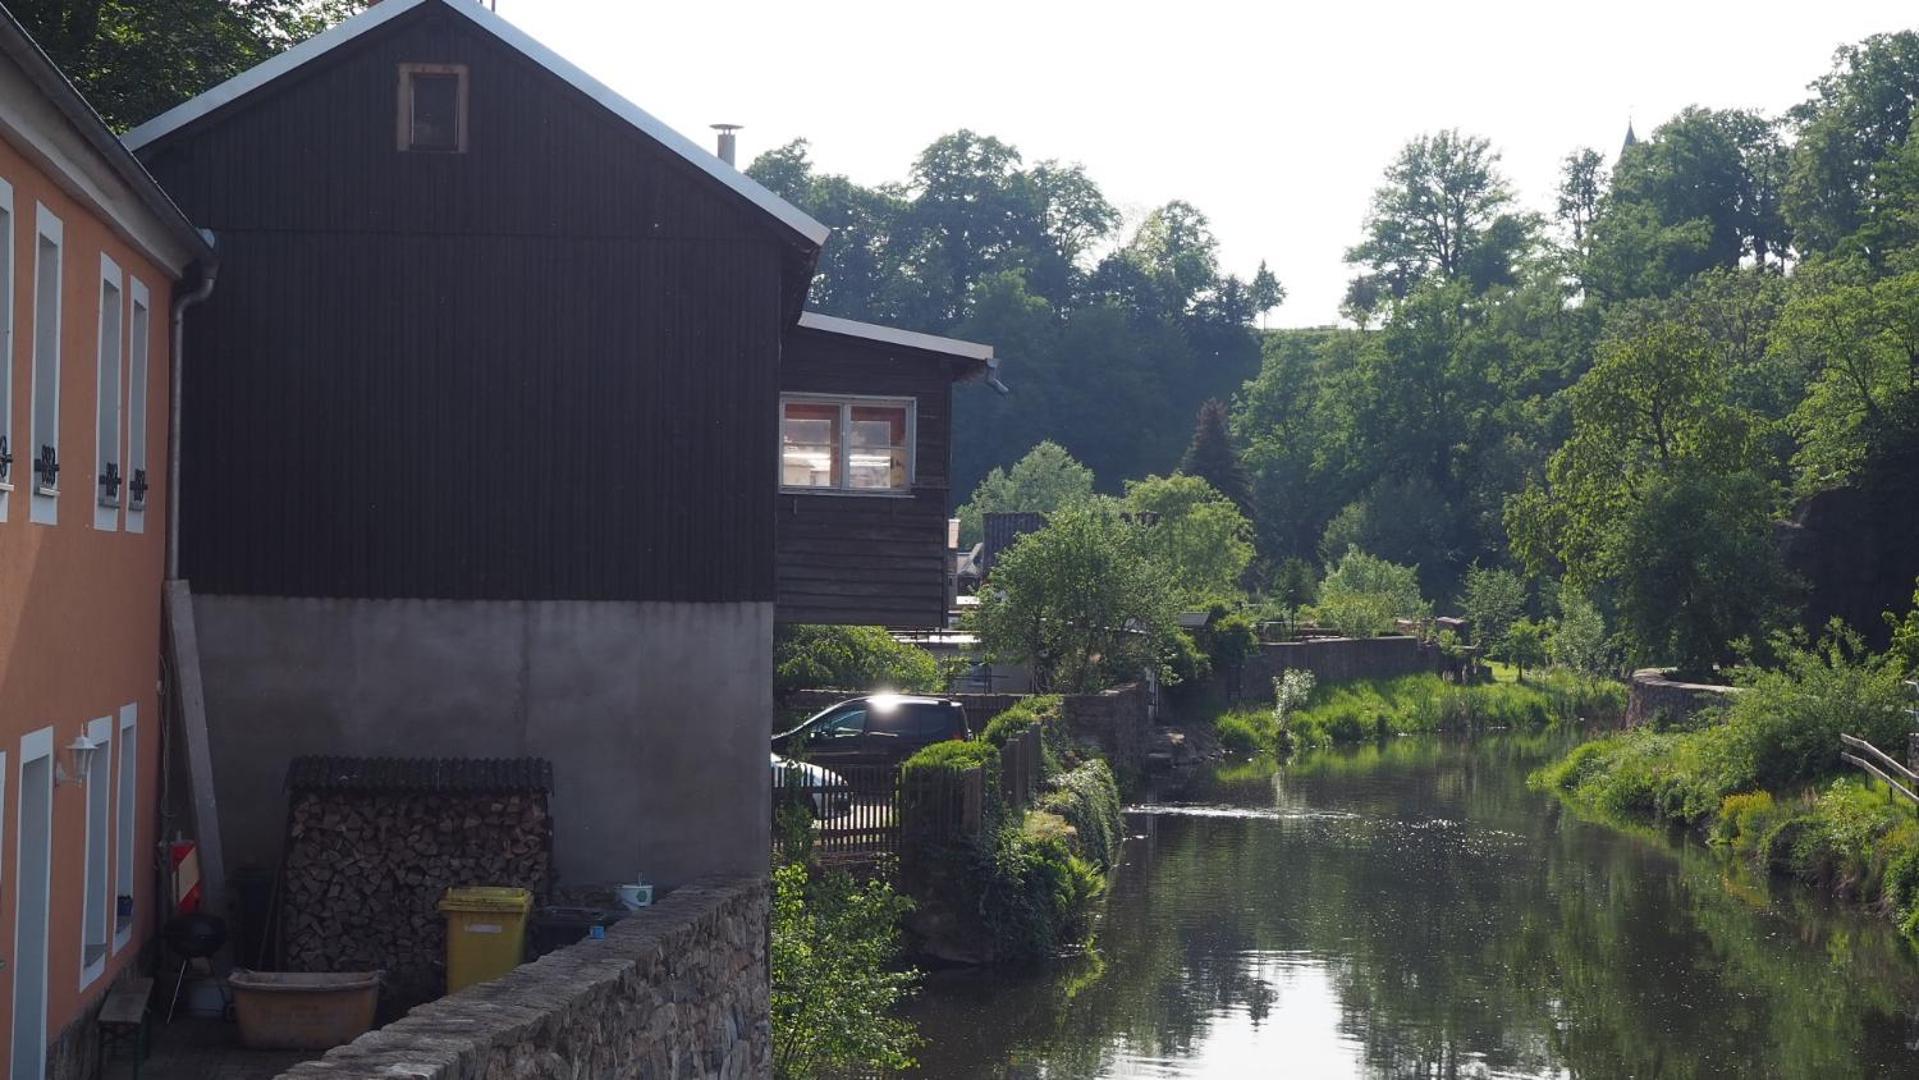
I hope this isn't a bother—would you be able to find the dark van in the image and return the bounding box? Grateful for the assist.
[775,695,971,769]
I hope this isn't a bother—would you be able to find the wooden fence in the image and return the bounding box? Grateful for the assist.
[1839,733,1919,810]
[773,763,902,863]
[1000,727,1044,812]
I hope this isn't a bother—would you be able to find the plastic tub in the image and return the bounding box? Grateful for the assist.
[228,970,381,1050]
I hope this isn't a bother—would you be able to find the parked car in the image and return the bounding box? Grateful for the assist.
[773,694,972,769]
[770,754,851,818]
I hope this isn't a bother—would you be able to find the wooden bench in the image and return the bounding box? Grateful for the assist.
[96,976,154,1080]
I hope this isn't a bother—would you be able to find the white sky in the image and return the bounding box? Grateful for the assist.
[497,0,1915,327]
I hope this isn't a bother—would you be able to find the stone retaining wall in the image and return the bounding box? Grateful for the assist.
[276,877,769,1080]
[1245,635,1454,688]
[1624,669,1742,729]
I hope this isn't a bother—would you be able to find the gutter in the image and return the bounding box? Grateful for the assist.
[166,233,220,580]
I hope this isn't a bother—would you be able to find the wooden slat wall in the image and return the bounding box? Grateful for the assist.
[141,4,794,601]
[775,328,960,628]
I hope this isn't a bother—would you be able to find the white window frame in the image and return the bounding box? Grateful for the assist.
[778,393,917,496]
[113,706,137,953]
[79,714,112,990]
[0,178,13,522]
[125,279,150,532]
[29,204,62,524]
[93,254,124,531]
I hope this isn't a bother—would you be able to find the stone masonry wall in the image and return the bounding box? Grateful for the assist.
[1624,669,1743,729]
[1244,635,1452,689]
[276,877,770,1080]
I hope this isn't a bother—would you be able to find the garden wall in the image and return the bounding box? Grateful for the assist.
[1245,635,1453,688]
[276,877,768,1080]
[1624,669,1742,729]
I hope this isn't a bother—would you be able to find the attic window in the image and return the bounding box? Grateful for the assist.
[398,64,467,152]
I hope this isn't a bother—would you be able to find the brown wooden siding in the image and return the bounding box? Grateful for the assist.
[141,4,794,601]
[776,328,963,627]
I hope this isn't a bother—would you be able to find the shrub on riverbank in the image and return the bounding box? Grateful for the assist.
[902,713,1123,965]
[1535,623,1919,941]
[1214,670,1624,753]
[771,862,921,1079]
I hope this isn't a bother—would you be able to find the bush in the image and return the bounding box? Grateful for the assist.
[775,625,939,699]
[771,863,920,1079]
[1282,672,1615,749]
[976,826,1106,961]
[1312,546,1430,638]
[980,696,1062,748]
[1035,760,1123,870]
[1215,710,1270,753]
[901,738,997,778]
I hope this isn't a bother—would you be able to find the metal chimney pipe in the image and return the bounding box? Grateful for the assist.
[712,123,742,166]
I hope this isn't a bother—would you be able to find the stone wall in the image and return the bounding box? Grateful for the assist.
[277,877,769,1080]
[1624,669,1743,729]
[1245,635,1453,689]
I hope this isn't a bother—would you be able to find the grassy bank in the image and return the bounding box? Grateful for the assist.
[1533,628,1919,942]
[1214,670,1625,754]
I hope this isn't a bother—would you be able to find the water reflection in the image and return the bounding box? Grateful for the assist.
[905,734,1919,1078]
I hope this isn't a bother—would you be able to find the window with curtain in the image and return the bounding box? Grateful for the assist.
[780,397,913,493]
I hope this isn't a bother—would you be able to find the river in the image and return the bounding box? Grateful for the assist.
[902,733,1919,1078]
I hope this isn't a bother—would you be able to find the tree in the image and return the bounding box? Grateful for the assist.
[975,505,1179,693]
[1250,261,1286,328]
[771,863,920,1079]
[1612,469,1796,675]
[1784,31,1919,257]
[1549,589,1614,677]
[1123,474,1256,604]
[1313,547,1430,638]
[1887,578,1919,669]
[1608,107,1790,273]
[774,626,940,700]
[1344,130,1533,318]
[1773,270,1919,489]
[1461,565,1527,652]
[1555,148,1608,252]
[11,0,361,131]
[955,441,1096,547]
[1178,400,1252,515]
[1503,618,1548,681]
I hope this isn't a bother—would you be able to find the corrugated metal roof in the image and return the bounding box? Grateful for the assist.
[286,756,553,794]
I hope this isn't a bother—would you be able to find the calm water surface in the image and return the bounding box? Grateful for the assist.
[905,734,1919,1079]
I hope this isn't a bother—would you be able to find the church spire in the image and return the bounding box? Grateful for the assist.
[1621,118,1639,155]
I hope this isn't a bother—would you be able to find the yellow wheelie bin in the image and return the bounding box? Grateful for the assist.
[438,886,533,992]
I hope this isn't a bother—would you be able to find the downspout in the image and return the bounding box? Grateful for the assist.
[167,231,219,580]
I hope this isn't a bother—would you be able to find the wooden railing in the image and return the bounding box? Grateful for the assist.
[1838,733,1919,809]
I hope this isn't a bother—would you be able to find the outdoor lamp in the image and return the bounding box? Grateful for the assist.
[61,735,101,786]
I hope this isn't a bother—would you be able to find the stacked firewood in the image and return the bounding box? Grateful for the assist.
[278,758,553,1006]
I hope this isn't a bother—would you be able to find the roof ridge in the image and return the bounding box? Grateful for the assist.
[122,0,827,247]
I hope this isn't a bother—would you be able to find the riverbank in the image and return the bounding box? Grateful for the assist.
[1213,669,1625,753]
[1532,632,1919,944]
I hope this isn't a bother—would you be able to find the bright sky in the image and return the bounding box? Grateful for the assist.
[498,0,1915,327]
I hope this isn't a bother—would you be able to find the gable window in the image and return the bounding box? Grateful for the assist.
[780,396,914,494]
[30,204,62,523]
[0,177,13,520]
[126,280,151,529]
[398,64,468,153]
[95,255,124,529]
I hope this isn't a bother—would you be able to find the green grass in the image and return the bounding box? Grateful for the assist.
[1212,670,1625,754]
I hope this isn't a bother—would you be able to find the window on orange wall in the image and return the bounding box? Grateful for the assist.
[115,706,137,952]
[95,255,124,530]
[126,280,151,528]
[780,396,914,494]
[81,715,113,986]
[29,204,62,522]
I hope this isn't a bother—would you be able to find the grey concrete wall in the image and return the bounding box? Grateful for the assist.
[193,595,772,889]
